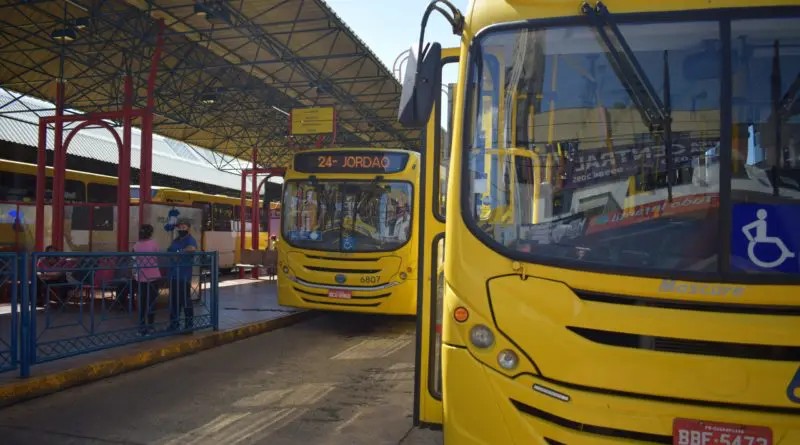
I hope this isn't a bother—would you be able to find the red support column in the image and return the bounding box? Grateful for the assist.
[118,75,133,252]
[56,111,144,122]
[251,149,259,279]
[239,171,247,279]
[34,121,47,251]
[51,81,66,250]
[139,19,165,227]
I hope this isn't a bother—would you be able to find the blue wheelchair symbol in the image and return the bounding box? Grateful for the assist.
[788,366,800,404]
[343,236,355,251]
[742,209,795,268]
[732,204,800,274]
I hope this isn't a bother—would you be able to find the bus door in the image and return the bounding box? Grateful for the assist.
[414,47,458,427]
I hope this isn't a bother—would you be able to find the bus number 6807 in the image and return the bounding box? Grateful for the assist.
[361,275,380,284]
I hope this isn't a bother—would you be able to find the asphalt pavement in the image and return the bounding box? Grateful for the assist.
[0,312,443,445]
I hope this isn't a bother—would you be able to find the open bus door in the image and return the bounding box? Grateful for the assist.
[414,47,459,428]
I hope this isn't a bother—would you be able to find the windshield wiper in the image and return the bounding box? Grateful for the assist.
[581,1,675,201]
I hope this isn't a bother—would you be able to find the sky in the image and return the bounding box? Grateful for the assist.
[324,0,468,80]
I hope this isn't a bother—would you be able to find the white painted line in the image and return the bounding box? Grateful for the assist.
[232,388,293,408]
[232,383,335,408]
[334,408,364,434]
[330,337,412,360]
[161,412,251,445]
[279,383,337,407]
[226,408,297,445]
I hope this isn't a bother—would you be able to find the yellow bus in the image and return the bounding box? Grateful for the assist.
[400,1,800,443]
[276,148,420,315]
[0,158,119,252]
[131,185,272,269]
[0,159,270,270]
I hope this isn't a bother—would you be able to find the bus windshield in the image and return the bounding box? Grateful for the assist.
[465,14,800,279]
[282,180,413,252]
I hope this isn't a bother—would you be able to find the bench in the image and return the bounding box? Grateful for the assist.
[235,250,278,278]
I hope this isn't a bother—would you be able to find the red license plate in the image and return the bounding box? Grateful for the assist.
[673,418,772,445]
[327,289,352,299]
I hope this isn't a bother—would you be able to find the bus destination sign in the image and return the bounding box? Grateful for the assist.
[294,151,409,174]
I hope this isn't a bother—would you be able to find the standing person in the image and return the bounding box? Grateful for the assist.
[132,224,161,335]
[167,219,198,331]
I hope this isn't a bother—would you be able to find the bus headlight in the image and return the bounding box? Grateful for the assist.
[469,325,494,349]
[497,349,518,370]
[399,272,408,280]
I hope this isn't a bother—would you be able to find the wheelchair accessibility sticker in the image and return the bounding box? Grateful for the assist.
[788,366,800,404]
[732,204,800,273]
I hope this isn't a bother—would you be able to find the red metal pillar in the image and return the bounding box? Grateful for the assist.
[118,75,133,252]
[139,19,165,227]
[251,148,259,279]
[35,121,47,251]
[239,171,247,279]
[51,81,66,250]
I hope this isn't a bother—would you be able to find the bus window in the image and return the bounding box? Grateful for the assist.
[71,206,114,231]
[64,179,86,203]
[129,187,160,199]
[212,204,233,231]
[0,172,36,202]
[436,62,458,219]
[87,183,117,203]
[259,206,269,232]
[0,174,85,203]
[45,178,85,203]
[195,201,212,231]
[282,180,414,252]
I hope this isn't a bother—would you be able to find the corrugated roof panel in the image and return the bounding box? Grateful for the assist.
[0,117,37,147]
[0,88,269,192]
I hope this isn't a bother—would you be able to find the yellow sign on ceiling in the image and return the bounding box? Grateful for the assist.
[290,107,335,135]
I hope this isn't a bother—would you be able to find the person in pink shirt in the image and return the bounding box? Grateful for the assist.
[133,224,161,335]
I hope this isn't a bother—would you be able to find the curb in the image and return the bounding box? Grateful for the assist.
[0,310,316,408]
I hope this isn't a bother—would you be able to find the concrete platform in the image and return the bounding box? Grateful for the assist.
[0,277,312,407]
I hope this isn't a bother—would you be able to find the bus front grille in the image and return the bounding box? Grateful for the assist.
[567,326,800,361]
[305,265,382,274]
[511,400,671,444]
[574,289,800,316]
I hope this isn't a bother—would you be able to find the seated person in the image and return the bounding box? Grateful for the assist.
[36,245,70,305]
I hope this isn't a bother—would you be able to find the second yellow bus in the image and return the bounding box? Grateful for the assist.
[276,148,420,315]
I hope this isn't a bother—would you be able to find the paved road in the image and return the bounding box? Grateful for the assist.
[0,313,443,445]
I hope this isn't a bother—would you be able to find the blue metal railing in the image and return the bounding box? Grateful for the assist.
[0,252,21,374]
[0,250,219,377]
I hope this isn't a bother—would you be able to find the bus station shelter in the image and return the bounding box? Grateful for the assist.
[0,0,421,252]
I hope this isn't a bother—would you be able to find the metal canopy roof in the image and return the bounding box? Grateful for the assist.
[0,87,268,192]
[0,0,421,170]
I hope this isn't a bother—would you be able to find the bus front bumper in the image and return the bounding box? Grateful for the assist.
[277,275,417,315]
[442,345,800,445]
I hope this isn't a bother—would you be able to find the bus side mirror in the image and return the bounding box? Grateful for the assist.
[398,42,442,128]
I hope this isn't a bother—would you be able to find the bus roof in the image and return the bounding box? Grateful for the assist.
[466,0,787,36]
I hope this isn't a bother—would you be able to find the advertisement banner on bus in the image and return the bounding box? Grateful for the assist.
[561,135,717,188]
[585,193,719,235]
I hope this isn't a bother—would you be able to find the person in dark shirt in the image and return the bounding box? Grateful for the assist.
[167,219,198,331]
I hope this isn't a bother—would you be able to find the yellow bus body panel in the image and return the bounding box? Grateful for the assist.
[434,0,800,443]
